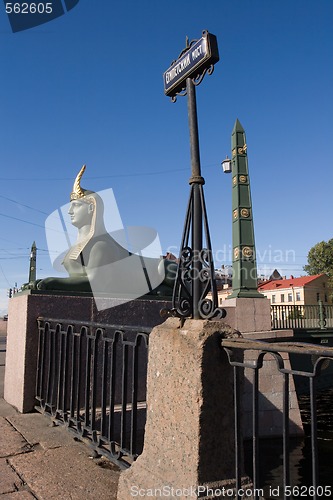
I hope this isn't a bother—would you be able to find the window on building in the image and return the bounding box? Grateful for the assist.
[281,294,285,303]
[272,295,276,303]
[316,293,320,302]
[296,292,301,301]
[288,293,293,302]
[325,294,328,302]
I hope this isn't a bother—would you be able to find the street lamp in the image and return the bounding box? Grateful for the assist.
[221,156,232,174]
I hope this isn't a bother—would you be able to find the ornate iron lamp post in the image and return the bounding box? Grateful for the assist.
[163,31,225,320]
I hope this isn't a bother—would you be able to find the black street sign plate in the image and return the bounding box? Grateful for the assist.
[163,32,219,97]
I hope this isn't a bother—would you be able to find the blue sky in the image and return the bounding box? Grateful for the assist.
[0,0,332,312]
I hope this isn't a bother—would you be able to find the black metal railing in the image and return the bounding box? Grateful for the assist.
[271,304,333,330]
[35,317,150,468]
[35,316,333,497]
[221,338,333,500]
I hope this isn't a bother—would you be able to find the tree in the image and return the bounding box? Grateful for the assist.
[303,239,333,277]
[304,239,333,299]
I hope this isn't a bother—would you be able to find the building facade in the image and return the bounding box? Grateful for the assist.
[258,274,332,306]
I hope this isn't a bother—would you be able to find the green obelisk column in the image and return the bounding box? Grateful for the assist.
[227,119,264,299]
[28,241,37,283]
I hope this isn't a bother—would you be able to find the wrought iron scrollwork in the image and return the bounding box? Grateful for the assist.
[171,184,226,320]
[170,65,215,102]
[172,246,193,317]
[192,64,215,87]
[171,88,187,103]
[197,249,226,320]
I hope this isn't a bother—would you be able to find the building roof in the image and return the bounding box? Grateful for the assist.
[258,274,325,291]
[269,269,283,280]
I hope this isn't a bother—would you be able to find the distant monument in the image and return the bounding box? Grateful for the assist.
[28,241,37,283]
[22,165,176,298]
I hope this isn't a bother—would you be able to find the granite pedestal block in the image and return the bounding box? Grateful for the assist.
[117,318,251,499]
[223,297,272,333]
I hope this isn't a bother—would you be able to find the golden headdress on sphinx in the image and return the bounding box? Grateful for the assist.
[71,164,90,201]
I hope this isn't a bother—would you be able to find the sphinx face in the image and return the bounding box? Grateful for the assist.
[68,199,94,228]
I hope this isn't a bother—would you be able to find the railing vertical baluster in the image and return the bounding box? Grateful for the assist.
[108,335,117,447]
[297,305,301,329]
[120,341,129,452]
[282,372,290,499]
[75,329,83,426]
[90,329,99,438]
[326,305,329,326]
[311,305,316,328]
[100,334,108,438]
[56,325,64,414]
[280,305,282,328]
[69,327,77,419]
[233,365,241,499]
[326,305,331,327]
[72,332,80,429]
[35,320,46,407]
[49,326,55,411]
[61,325,70,419]
[310,376,319,499]
[84,331,92,428]
[252,367,259,497]
[130,344,137,456]
[51,325,60,415]
[45,325,53,410]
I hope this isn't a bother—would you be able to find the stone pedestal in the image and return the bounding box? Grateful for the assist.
[224,297,271,333]
[117,318,251,500]
[4,292,171,413]
[4,293,92,413]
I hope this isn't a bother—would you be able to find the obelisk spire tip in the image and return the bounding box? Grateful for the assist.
[233,118,245,133]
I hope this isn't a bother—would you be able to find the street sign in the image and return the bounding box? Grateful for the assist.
[163,31,219,98]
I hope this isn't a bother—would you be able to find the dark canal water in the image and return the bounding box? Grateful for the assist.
[244,387,333,498]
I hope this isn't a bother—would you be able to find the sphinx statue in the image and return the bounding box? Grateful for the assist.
[23,166,177,298]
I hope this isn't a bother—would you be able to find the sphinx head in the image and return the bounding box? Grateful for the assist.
[69,165,105,234]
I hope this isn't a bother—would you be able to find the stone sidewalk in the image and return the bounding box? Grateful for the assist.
[0,322,121,499]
